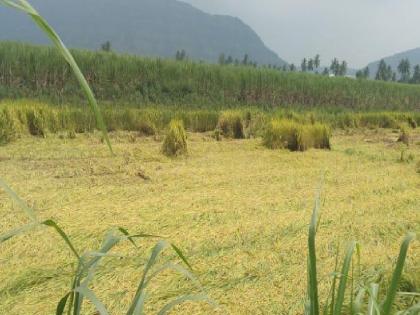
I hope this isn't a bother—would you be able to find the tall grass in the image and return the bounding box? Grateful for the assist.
[2,42,420,110]
[306,191,417,315]
[0,100,418,146]
[263,119,331,151]
[217,111,245,139]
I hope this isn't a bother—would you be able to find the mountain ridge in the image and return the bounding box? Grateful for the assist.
[365,47,420,78]
[0,0,287,66]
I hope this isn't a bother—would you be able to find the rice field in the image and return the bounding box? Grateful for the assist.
[0,2,419,314]
[0,128,419,314]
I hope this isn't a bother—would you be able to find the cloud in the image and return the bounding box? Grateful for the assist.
[184,0,420,67]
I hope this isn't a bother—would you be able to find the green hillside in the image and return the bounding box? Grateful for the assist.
[0,0,286,66]
[366,47,420,79]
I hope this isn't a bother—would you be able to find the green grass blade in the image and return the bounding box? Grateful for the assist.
[74,286,109,315]
[308,192,321,315]
[382,233,416,315]
[352,288,365,315]
[0,222,40,243]
[56,292,71,315]
[171,243,193,270]
[117,227,138,247]
[132,291,147,315]
[117,227,161,248]
[126,240,168,315]
[0,0,113,154]
[71,273,82,315]
[333,241,356,315]
[327,244,341,315]
[82,232,121,272]
[157,294,216,315]
[0,178,37,221]
[367,283,379,315]
[42,220,80,260]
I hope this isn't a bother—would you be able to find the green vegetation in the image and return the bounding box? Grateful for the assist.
[307,192,417,315]
[162,119,188,157]
[3,42,420,109]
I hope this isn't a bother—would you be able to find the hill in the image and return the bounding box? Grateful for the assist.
[1,42,420,110]
[0,0,286,66]
[366,47,420,78]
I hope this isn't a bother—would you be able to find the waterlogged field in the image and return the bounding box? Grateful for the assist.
[0,129,419,314]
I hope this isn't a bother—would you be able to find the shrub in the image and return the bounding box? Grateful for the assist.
[213,128,222,141]
[399,147,414,163]
[407,116,417,129]
[67,129,77,139]
[0,109,18,145]
[137,120,157,136]
[398,125,410,146]
[162,119,188,156]
[310,123,331,149]
[263,119,331,151]
[26,109,48,137]
[217,111,244,139]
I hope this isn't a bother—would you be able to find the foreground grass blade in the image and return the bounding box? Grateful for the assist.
[127,240,168,315]
[74,286,109,315]
[0,222,39,243]
[322,245,340,315]
[43,220,80,260]
[367,283,379,315]
[333,241,356,315]
[382,233,416,315]
[117,227,161,248]
[0,178,37,221]
[56,292,71,315]
[0,0,113,154]
[171,243,193,270]
[352,288,365,315]
[308,192,321,315]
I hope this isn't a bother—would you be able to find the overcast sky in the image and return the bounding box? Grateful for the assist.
[184,0,419,68]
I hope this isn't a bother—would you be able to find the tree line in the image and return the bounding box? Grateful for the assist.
[105,43,420,85]
[356,58,420,84]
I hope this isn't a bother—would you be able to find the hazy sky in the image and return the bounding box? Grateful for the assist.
[184,0,419,68]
